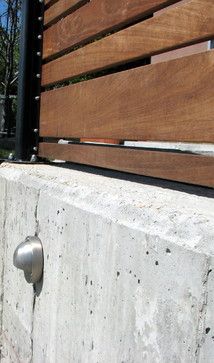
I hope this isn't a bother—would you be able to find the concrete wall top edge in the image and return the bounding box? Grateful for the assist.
[0,162,213,256]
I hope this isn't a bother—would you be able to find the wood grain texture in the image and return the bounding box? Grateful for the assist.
[151,0,210,63]
[44,0,88,27]
[40,50,214,143]
[39,143,214,187]
[42,0,214,86]
[43,0,180,59]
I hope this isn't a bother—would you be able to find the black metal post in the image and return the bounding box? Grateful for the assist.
[15,0,44,161]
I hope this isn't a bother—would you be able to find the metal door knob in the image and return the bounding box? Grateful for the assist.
[13,236,44,284]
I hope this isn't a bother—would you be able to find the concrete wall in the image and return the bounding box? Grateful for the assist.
[0,163,213,363]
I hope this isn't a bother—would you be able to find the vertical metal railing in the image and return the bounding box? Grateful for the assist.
[15,0,44,161]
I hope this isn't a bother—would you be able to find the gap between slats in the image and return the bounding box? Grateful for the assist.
[45,0,58,8]
[43,0,181,61]
[44,0,89,28]
[42,0,214,87]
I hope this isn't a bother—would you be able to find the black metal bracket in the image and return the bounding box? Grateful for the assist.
[14,0,44,162]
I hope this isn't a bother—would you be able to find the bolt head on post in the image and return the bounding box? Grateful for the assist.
[30,154,38,162]
[8,153,14,161]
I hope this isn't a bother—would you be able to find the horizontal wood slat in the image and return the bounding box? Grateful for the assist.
[42,0,214,86]
[39,143,214,187]
[40,50,214,143]
[44,0,88,27]
[43,0,180,60]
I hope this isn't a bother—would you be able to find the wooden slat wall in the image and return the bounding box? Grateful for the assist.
[44,0,88,27]
[40,0,214,187]
[43,0,180,59]
[39,143,214,188]
[42,0,214,86]
[40,50,214,143]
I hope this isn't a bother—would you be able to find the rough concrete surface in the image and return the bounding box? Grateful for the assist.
[0,162,213,363]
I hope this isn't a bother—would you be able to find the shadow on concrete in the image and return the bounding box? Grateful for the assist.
[47,162,214,199]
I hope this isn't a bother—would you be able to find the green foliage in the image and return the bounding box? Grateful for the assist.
[0,148,11,158]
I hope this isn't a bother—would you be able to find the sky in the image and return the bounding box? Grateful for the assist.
[0,1,7,28]
[0,1,6,13]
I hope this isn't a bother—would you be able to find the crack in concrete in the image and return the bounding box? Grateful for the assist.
[195,256,211,362]
[30,188,41,363]
[34,189,41,237]
[30,290,37,363]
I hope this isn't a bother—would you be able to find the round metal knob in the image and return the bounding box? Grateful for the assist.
[13,236,44,284]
